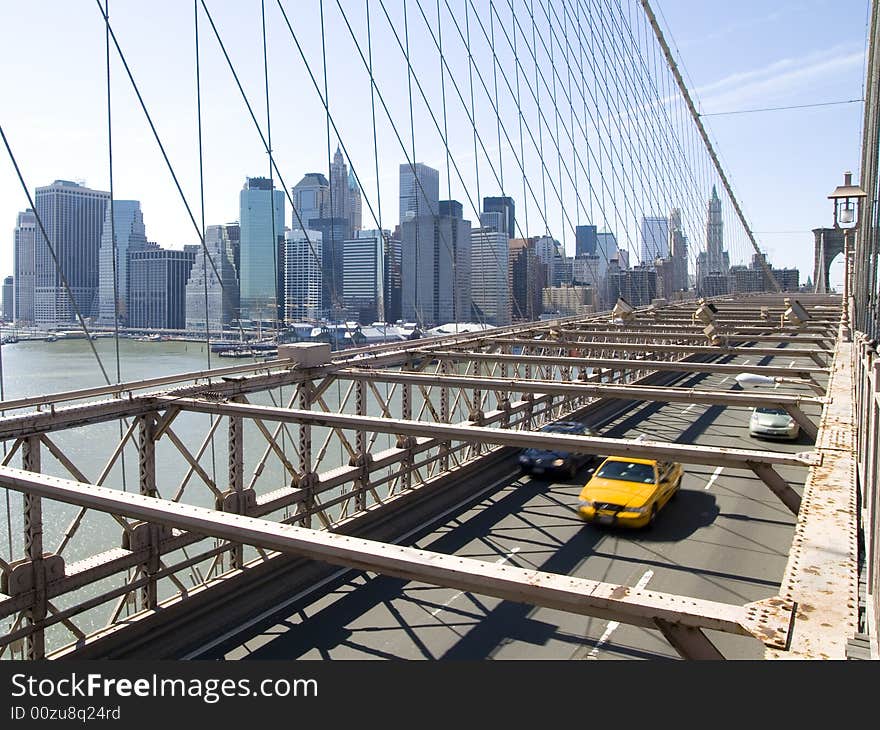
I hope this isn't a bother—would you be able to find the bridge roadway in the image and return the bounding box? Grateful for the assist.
[194,345,820,660]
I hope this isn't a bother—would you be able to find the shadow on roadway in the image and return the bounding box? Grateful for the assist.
[217,480,720,659]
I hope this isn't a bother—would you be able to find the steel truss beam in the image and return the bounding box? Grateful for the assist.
[0,466,796,659]
[460,339,832,364]
[338,369,823,439]
[416,351,826,380]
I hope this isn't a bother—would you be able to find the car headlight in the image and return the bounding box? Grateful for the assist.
[578,499,593,507]
[518,455,529,463]
[552,458,565,467]
[624,504,649,514]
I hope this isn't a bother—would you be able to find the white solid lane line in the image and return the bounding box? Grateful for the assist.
[705,465,724,490]
[431,547,521,617]
[586,570,654,659]
[721,376,730,383]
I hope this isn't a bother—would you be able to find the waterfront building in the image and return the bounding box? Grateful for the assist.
[291,173,329,230]
[2,276,13,320]
[239,177,285,322]
[13,209,36,323]
[33,180,110,325]
[575,224,598,257]
[128,247,195,329]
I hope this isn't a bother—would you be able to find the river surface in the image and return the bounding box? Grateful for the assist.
[0,337,398,646]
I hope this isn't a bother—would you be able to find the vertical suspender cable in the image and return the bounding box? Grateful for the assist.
[194,0,218,494]
[104,0,128,492]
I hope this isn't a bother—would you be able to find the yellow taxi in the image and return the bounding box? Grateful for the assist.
[576,456,683,529]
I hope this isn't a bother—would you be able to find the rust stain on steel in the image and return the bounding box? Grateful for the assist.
[610,585,630,600]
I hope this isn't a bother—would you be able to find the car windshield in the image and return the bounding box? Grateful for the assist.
[594,461,655,483]
[755,407,789,416]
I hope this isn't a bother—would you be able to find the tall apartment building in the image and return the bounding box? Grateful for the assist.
[33,180,110,325]
[13,209,36,323]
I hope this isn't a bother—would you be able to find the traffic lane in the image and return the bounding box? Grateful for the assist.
[550,354,807,659]
[220,352,813,659]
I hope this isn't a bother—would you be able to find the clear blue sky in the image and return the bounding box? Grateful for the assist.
[0,0,870,290]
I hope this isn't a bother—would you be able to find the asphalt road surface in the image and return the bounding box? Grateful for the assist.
[201,345,823,660]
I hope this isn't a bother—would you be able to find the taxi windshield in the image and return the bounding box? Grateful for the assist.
[594,461,655,484]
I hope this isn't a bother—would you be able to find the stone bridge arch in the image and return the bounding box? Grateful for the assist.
[812,227,845,293]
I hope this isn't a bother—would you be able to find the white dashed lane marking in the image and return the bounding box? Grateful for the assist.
[705,466,724,490]
[586,570,654,659]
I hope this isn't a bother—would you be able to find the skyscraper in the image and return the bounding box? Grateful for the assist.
[509,237,545,322]
[471,226,511,326]
[343,229,387,324]
[284,228,323,321]
[669,208,689,295]
[13,209,36,323]
[185,223,240,333]
[534,235,558,287]
[2,277,13,321]
[399,163,440,222]
[128,247,195,329]
[697,186,730,295]
[33,180,110,325]
[482,196,515,238]
[596,230,617,264]
[641,215,669,263]
[400,207,471,327]
[575,225,598,257]
[97,200,148,325]
[705,185,728,275]
[348,169,362,233]
[291,173,329,229]
[239,177,285,322]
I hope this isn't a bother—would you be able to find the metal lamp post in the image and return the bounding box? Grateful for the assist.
[828,171,866,341]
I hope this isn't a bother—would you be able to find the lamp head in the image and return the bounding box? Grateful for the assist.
[828,171,866,229]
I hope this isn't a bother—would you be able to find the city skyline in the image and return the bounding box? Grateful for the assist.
[1,1,861,294]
